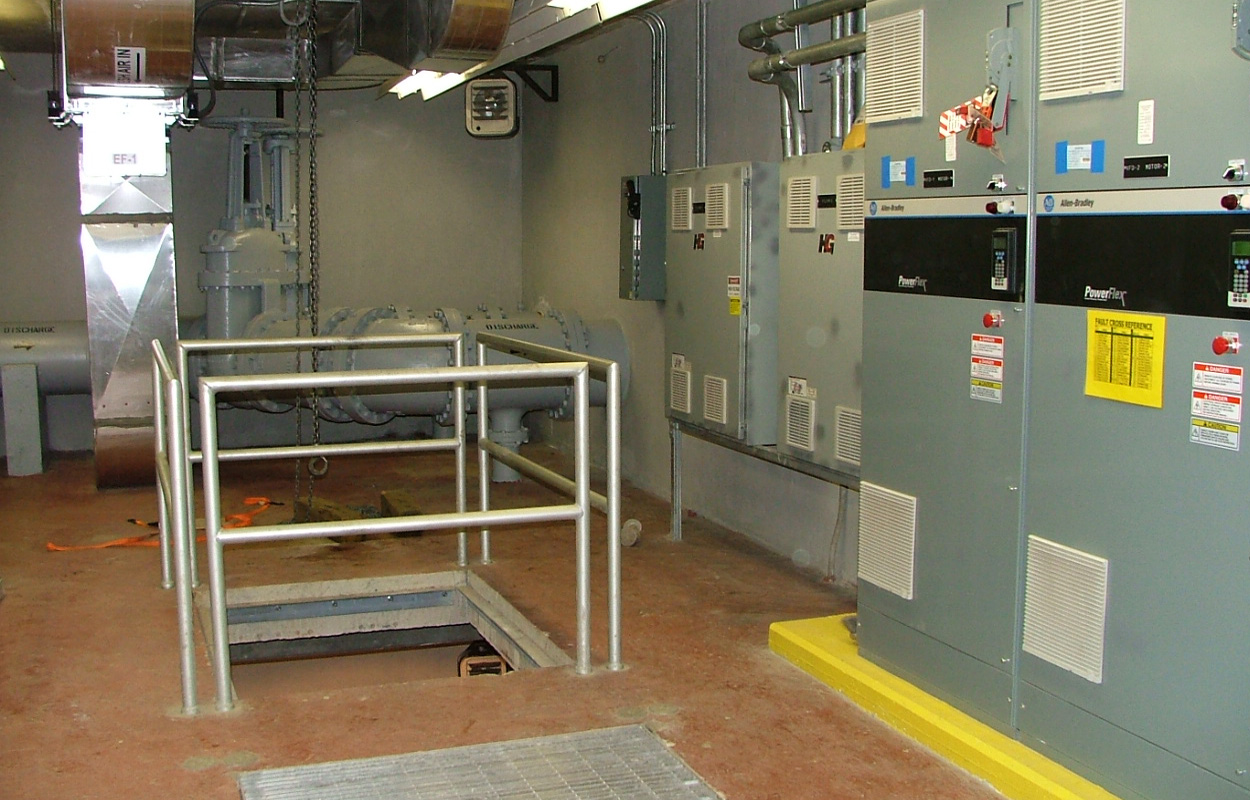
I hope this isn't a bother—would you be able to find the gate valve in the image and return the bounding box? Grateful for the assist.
[983,311,1004,329]
[1213,335,1242,355]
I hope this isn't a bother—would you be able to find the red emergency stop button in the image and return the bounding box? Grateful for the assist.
[1213,336,1242,355]
[983,312,1003,328]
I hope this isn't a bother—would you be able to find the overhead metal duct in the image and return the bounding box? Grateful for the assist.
[361,0,514,73]
[61,0,194,98]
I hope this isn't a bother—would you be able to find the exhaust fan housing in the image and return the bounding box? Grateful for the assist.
[465,77,519,137]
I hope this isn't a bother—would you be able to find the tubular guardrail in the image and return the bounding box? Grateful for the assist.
[151,340,197,716]
[475,333,624,672]
[155,333,619,713]
[172,334,468,583]
[195,360,595,712]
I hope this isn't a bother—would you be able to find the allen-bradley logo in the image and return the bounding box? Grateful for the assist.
[1084,285,1128,306]
[898,276,928,292]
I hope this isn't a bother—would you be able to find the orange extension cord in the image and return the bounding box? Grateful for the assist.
[46,497,276,552]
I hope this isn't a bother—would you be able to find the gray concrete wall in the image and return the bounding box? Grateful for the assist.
[0,53,524,454]
[514,0,858,584]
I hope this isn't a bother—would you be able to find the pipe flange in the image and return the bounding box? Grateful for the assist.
[545,308,590,418]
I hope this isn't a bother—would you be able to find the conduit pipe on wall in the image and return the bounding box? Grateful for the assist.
[632,11,669,175]
[739,0,867,158]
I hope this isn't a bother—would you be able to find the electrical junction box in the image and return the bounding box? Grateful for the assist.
[857,0,1032,735]
[1020,4,1250,799]
[776,150,865,474]
[664,162,780,445]
[619,174,666,301]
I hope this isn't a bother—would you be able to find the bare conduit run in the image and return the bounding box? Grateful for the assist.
[740,0,867,158]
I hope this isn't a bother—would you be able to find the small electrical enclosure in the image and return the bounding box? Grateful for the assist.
[618,174,666,300]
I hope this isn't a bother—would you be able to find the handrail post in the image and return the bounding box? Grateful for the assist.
[200,381,234,713]
[477,340,491,565]
[152,350,173,589]
[168,377,198,715]
[607,362,623,670]
[453,340,467,566]
[176,343,200,586]
[574,365,591,675]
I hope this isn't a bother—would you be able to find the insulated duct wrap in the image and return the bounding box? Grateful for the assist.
[61,0,193,97]
[362,0,514,72]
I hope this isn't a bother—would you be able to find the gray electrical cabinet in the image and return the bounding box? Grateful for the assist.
[1021,3,1250,799]
[619,174,666,301]
[776,150,865,472]
[664,162,780,445]
[857,0,1032,732]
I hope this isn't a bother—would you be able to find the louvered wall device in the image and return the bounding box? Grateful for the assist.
[864,9,925,124]
[1038,0,1126,101]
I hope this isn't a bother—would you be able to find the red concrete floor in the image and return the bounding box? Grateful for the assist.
[0,449,1005,800]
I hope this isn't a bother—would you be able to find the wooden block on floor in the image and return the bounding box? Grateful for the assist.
[294,497,366,544]
[380,489,423,538]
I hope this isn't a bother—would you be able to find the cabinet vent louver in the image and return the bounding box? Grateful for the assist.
[670,186,692,231]
[859,482,916,599]
[786,176,816,230]
[705,183,730,231]
[836,174,865,231]
[1039,0,1126,101]
[834,405,862,465]
[703,375,728,425]
[669,367,691,414]
[1023,535,1110,684]
[865,10,925,124]
[784,395,816,451]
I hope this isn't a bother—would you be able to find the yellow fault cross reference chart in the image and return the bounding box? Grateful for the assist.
[1084,310,1166,409]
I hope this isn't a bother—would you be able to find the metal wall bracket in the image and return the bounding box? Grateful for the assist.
[503,65,559,103]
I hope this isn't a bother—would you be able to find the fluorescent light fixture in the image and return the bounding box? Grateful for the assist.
[547,0,597,13]
[389,69,467,100]
[0,54,6,71]
[597,0,652,20]
[80,84,169,98]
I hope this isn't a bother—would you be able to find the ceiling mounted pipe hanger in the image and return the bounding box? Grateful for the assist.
[739,0,866,158]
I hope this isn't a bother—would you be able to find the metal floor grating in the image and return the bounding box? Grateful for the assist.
[237,725,722,800]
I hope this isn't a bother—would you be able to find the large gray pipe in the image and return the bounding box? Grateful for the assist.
[738,0,866,51]
[739,0,867,158]
[747,32,868,83]
[0,321,90,395]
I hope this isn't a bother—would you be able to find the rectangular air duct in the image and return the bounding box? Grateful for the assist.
[61,0,193,97]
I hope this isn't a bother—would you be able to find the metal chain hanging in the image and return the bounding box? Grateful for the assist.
[290,7,306,519]
[288,0,324,519]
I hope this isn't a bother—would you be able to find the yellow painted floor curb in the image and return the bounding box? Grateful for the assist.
[769,615,1121,800]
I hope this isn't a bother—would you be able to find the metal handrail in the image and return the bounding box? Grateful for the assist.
[173,333,467,583]
[196,359,595,712]
[475,332,624,672]
[151,340,197,715]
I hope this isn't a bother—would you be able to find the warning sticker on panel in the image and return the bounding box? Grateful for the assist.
[972,334,1005,358]
[971,378,1003,404]
[971,356,1004,382]
[1190,418,1241,451]
[1193,362,1244,393]
[1085,310,1166,408]
[727,276,742,316]
[1191,390,1243,423]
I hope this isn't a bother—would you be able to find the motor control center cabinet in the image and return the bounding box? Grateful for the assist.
[664,162,780,445]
